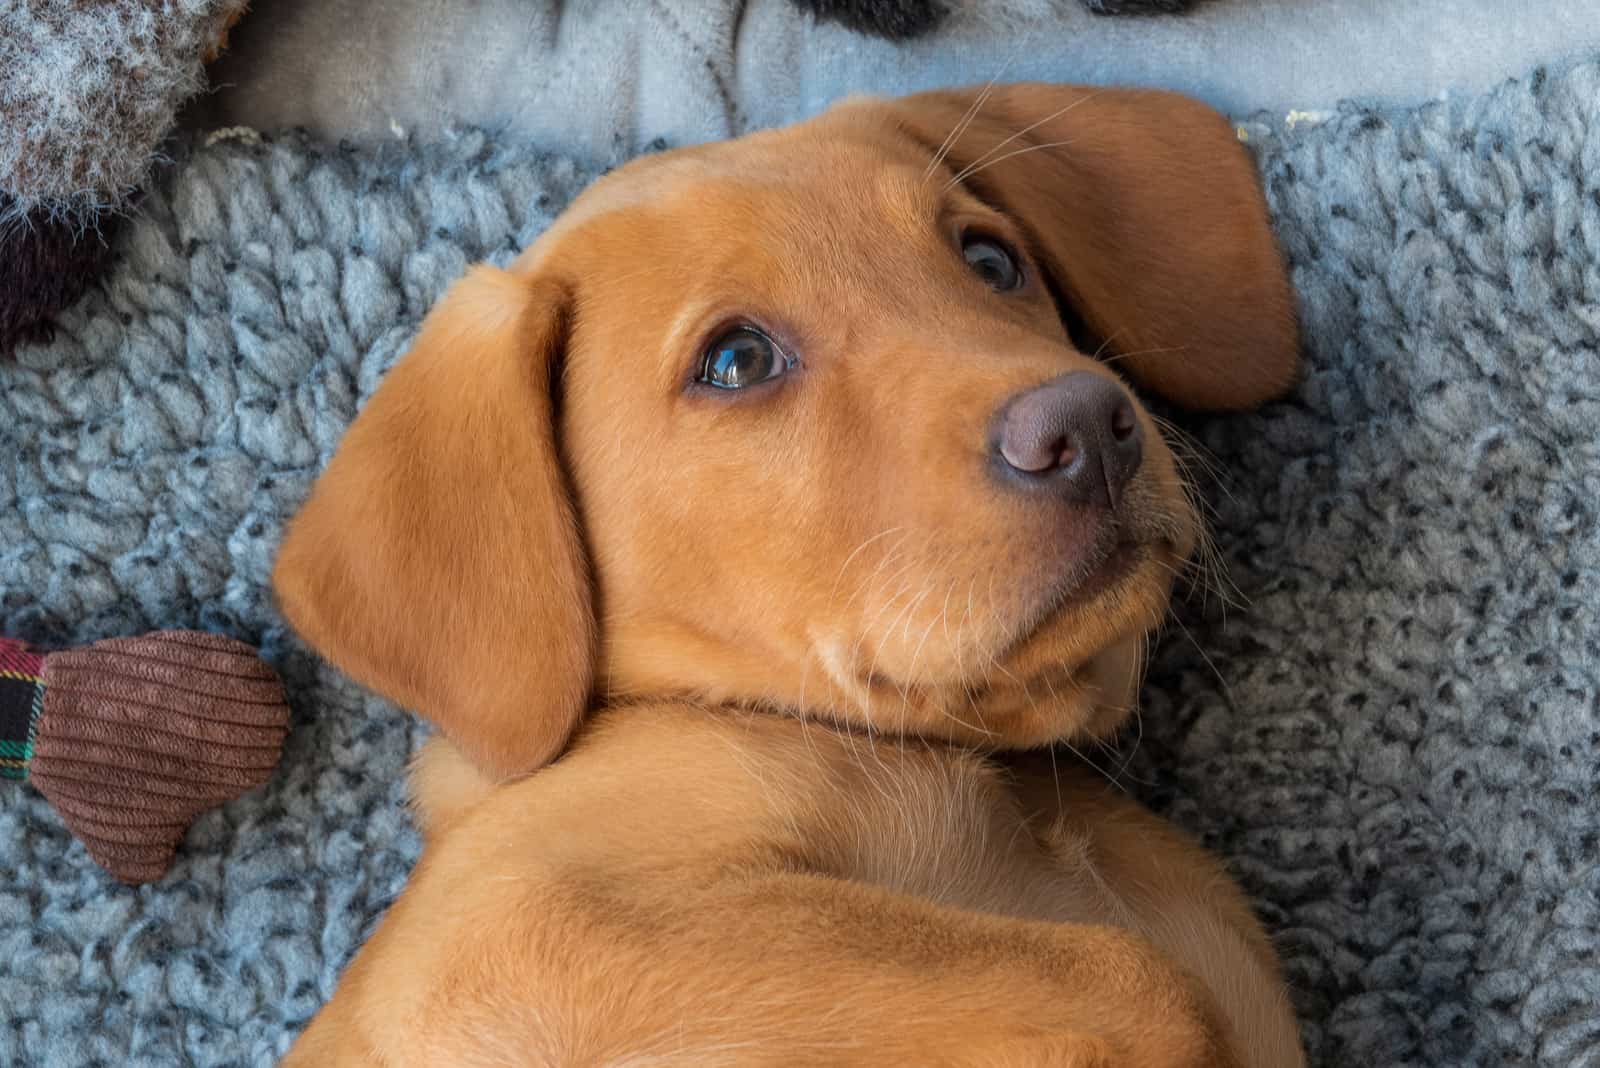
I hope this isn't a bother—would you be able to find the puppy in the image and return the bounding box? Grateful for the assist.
[274,83,1303,1066]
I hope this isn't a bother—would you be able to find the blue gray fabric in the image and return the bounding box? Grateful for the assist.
[188,0,1600,167]
[3,58,1599,1066]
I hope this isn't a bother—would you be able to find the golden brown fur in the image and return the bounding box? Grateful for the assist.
[273,83,1304,1066]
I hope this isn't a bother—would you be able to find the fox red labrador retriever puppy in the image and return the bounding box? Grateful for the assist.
[274,83,1303,1066]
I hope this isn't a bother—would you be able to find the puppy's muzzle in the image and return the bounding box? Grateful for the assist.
[991,372,1144,509]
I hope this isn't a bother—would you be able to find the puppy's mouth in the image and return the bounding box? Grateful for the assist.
[1002,536,1155,656]
[1047,539,1146,613]
[850,535,1166,703]
[844,538,1162,747]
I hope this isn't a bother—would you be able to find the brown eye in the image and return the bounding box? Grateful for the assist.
[962,235,1022,291]
[699,327,791,390]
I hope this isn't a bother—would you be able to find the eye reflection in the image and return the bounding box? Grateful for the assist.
[699,327,791,390]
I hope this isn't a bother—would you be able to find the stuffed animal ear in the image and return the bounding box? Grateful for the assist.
[888,83,1299,411]
[273,266,592,780]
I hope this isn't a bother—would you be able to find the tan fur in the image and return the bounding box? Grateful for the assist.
[274,84,1304,1066]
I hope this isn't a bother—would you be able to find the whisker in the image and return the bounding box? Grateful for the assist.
[843,531,915,611]
[923,45,1027,183]
[829,526,907,604]
[1153,415,1232,497]
[924,79,999,183]
[1058,736,1131,796]
[1099,343,1191,367]
[1047,722,1065,816]
[1166,607,1235,705]
[901,568,960,699]
[1104,676,1150,788]
[945,137,1081,194]
[1143,414,1250,618]
[1088,329,1129,362]
[943,89,1105,191]
[938,704,998,740]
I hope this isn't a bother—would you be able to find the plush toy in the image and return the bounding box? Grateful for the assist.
[1,631,288,884]
[0,0,249,356]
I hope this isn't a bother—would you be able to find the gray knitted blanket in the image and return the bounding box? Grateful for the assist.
[3,58,1599,1066]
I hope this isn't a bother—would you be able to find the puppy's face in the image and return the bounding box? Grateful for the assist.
[549,130,1187,747]
[274,85,1298,777]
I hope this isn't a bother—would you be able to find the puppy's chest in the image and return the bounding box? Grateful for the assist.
[800,753,1130,928]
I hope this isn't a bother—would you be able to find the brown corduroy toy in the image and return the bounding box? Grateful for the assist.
[1,630,289,883]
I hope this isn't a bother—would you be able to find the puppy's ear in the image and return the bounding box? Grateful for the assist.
[889,84,1299,411]
[273,266,592,780]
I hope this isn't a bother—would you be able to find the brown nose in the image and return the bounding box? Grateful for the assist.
[993,371,1143,508]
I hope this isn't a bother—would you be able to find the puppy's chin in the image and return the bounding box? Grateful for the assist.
[823,628,1145,752]
[999,543,1177,678]
[969,636,1144,748]
[961,550,1177,747]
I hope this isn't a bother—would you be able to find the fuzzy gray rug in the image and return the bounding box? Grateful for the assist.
[3,60,1599,1067]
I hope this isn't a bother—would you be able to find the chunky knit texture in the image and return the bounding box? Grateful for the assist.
[2,59,1599,1065]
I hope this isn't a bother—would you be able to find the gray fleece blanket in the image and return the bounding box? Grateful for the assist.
[3,58,1600,1068]
[193,0,1600,162]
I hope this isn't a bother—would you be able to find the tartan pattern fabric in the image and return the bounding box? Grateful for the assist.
[0,638,45,781]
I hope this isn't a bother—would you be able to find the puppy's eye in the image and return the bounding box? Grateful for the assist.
[961,235,1022,291]
[699,327,791,390]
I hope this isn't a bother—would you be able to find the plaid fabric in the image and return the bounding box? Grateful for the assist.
[0,639,45,781]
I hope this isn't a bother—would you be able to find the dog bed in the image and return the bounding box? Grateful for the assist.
[3,52,1600,1068]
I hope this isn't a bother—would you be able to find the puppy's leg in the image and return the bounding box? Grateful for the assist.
[281,976,380,1067]
[693,873,1245,1067]
[1009,758,1304,1068]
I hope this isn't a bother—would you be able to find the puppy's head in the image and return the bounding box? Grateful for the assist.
[274,84,1297,779]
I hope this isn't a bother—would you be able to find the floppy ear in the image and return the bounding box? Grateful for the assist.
[888,83,1299,411]
[273,266,592,780]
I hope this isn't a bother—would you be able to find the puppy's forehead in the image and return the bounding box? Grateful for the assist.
[513,116,941,278]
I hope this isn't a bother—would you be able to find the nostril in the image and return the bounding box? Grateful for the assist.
[1110,403,1137,442]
